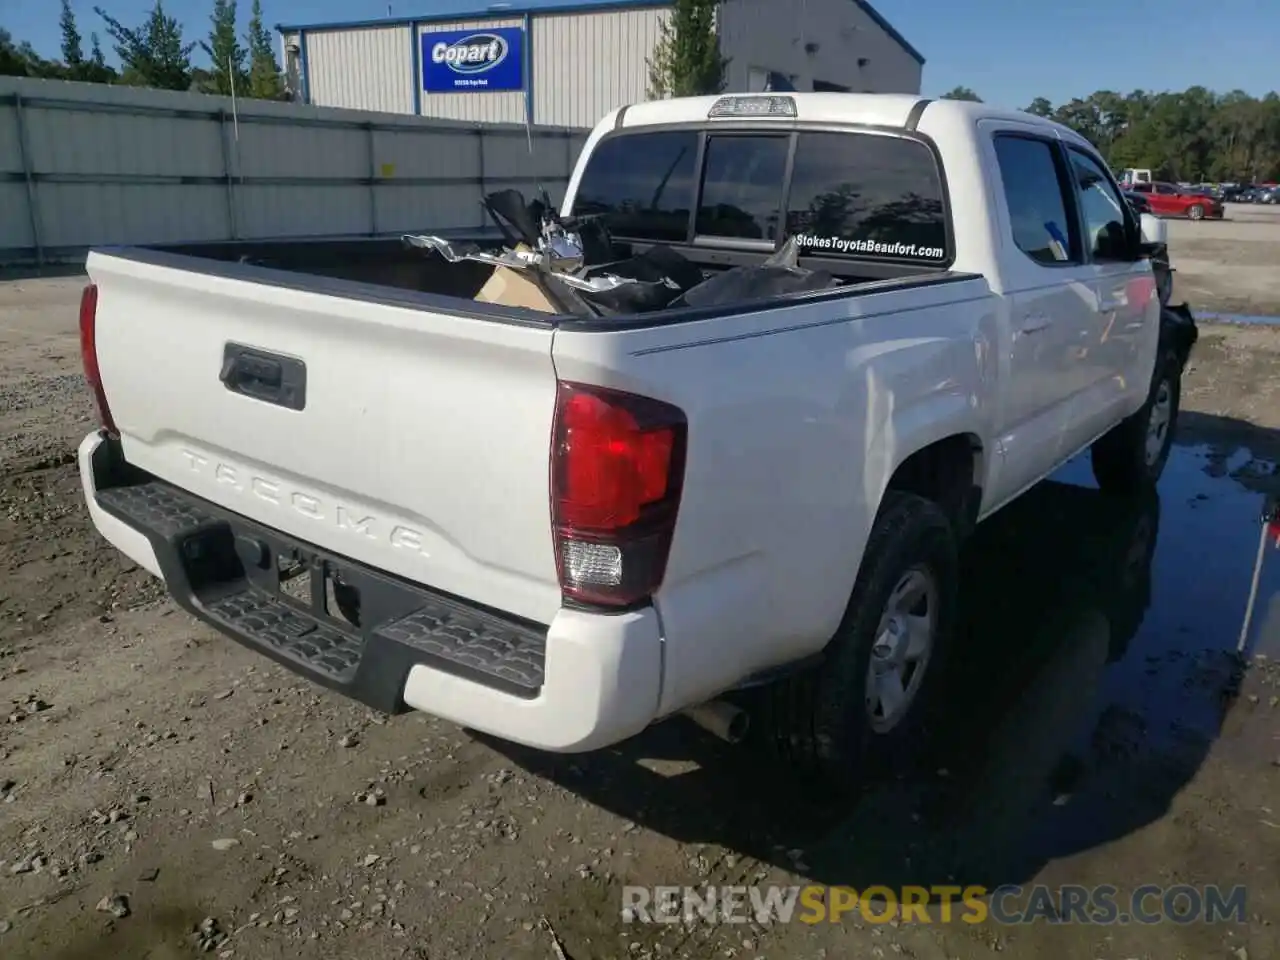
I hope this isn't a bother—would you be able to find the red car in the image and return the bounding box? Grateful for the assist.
[1129,181,1223,220]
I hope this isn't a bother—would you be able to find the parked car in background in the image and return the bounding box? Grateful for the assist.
[1123,191,1174,305]
[1260,186,1280,204]
[1220,184,1255,202]
[1129,181,1223,220]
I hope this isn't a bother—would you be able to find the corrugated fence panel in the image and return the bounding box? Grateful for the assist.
[483,129,574,182]
[24,103,223,177]
[0,97,32,250]
[417,20,526,125]
[372,127,485,233]
[373,128,479,179]
[375,183,488,234]
[234,185,372,238]
[0,184,35,250]
[532,8,665,128]
[0,75,589,264]
[38,184,229,247]
[233,121,369,180]
[0,100,24,172]
[306,26,415,115]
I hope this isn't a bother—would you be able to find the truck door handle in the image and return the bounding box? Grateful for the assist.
[220,343,307,411]
[1019,314,1051,333]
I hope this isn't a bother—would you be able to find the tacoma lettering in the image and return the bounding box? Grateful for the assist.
[176,448,424,554]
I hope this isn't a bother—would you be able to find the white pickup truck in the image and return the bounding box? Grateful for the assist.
[77,93,1196,790]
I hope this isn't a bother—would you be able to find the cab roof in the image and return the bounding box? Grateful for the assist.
[613,93,1090,147]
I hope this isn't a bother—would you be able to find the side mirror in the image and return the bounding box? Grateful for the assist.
[1139,212,1167,247]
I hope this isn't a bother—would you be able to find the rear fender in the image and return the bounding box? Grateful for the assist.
[869,388,985,520]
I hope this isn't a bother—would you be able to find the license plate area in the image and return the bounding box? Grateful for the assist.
[276,552,361,629]
[177,520,425,636]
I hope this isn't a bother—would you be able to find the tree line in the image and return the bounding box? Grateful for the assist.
[1,0,286,101]
[940,85,1280,183]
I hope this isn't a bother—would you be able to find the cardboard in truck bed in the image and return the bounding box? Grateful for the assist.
[474,265,559,313]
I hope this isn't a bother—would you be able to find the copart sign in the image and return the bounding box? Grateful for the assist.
[421,27,524,92]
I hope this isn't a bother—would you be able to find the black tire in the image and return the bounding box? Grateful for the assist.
[760,491,959,795]
[1187,204,1205,220]
[1090,346,1181,495]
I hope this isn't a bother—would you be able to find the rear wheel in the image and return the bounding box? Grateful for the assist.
[1090,347,1181,494]
[1187,204,1205,221]
[761,491,958,794]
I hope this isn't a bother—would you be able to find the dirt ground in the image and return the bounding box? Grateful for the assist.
[1167,204,1280,317]
[1,238,1279,959]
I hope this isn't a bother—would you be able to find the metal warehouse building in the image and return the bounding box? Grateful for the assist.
[277,0,924,129]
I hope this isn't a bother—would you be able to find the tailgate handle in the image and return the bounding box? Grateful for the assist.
[220,343,307,411]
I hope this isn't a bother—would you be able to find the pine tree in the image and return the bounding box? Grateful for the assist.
[95,1,195,90]
[0,28,62,78]
[244,0,284,100]
[647,0,728,100]
[0,29,33,77]
[77,32,118,83]
[200,0,249,95]
[61,0,85,67]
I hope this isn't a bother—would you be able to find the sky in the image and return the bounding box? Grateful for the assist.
[4,0,1276,110]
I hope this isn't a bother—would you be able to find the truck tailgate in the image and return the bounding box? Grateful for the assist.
[87,250,563,626]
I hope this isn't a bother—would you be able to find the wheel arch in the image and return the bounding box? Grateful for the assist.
[885,431,986,540]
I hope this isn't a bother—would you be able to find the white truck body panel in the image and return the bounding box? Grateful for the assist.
[89,253,565,626]
[78,93,1165,753]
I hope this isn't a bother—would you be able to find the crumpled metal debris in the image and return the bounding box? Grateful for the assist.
[402,233,677,296]
[405,190,840,318]
[404,189,695,315]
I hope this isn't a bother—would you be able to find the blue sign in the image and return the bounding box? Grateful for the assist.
[422,27,524,93]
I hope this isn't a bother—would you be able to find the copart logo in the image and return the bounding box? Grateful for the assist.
[431,33,509,74]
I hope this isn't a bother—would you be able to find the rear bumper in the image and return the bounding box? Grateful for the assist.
[78,431,662,752]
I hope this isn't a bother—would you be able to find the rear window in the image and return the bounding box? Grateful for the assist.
[571,128,949,263]
[785,132,947,262]
[571,130,697,243]
[696,134,789,242]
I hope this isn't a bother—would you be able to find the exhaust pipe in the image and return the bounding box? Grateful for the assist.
[683,699,749,744]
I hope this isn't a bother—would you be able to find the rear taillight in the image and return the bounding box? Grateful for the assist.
[550,381,687,608]
[78,283,117,435]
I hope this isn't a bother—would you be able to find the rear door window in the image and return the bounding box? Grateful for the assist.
[571,130,698,242]
[991,134,1080,265]
[785,132,948,262]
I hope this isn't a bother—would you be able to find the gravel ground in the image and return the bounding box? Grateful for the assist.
[1168,204,1280,317]
[1,240,1279,960]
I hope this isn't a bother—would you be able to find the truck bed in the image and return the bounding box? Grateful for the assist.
[134,235,967,328]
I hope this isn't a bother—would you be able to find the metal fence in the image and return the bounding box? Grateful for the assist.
[0,76,590,266]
